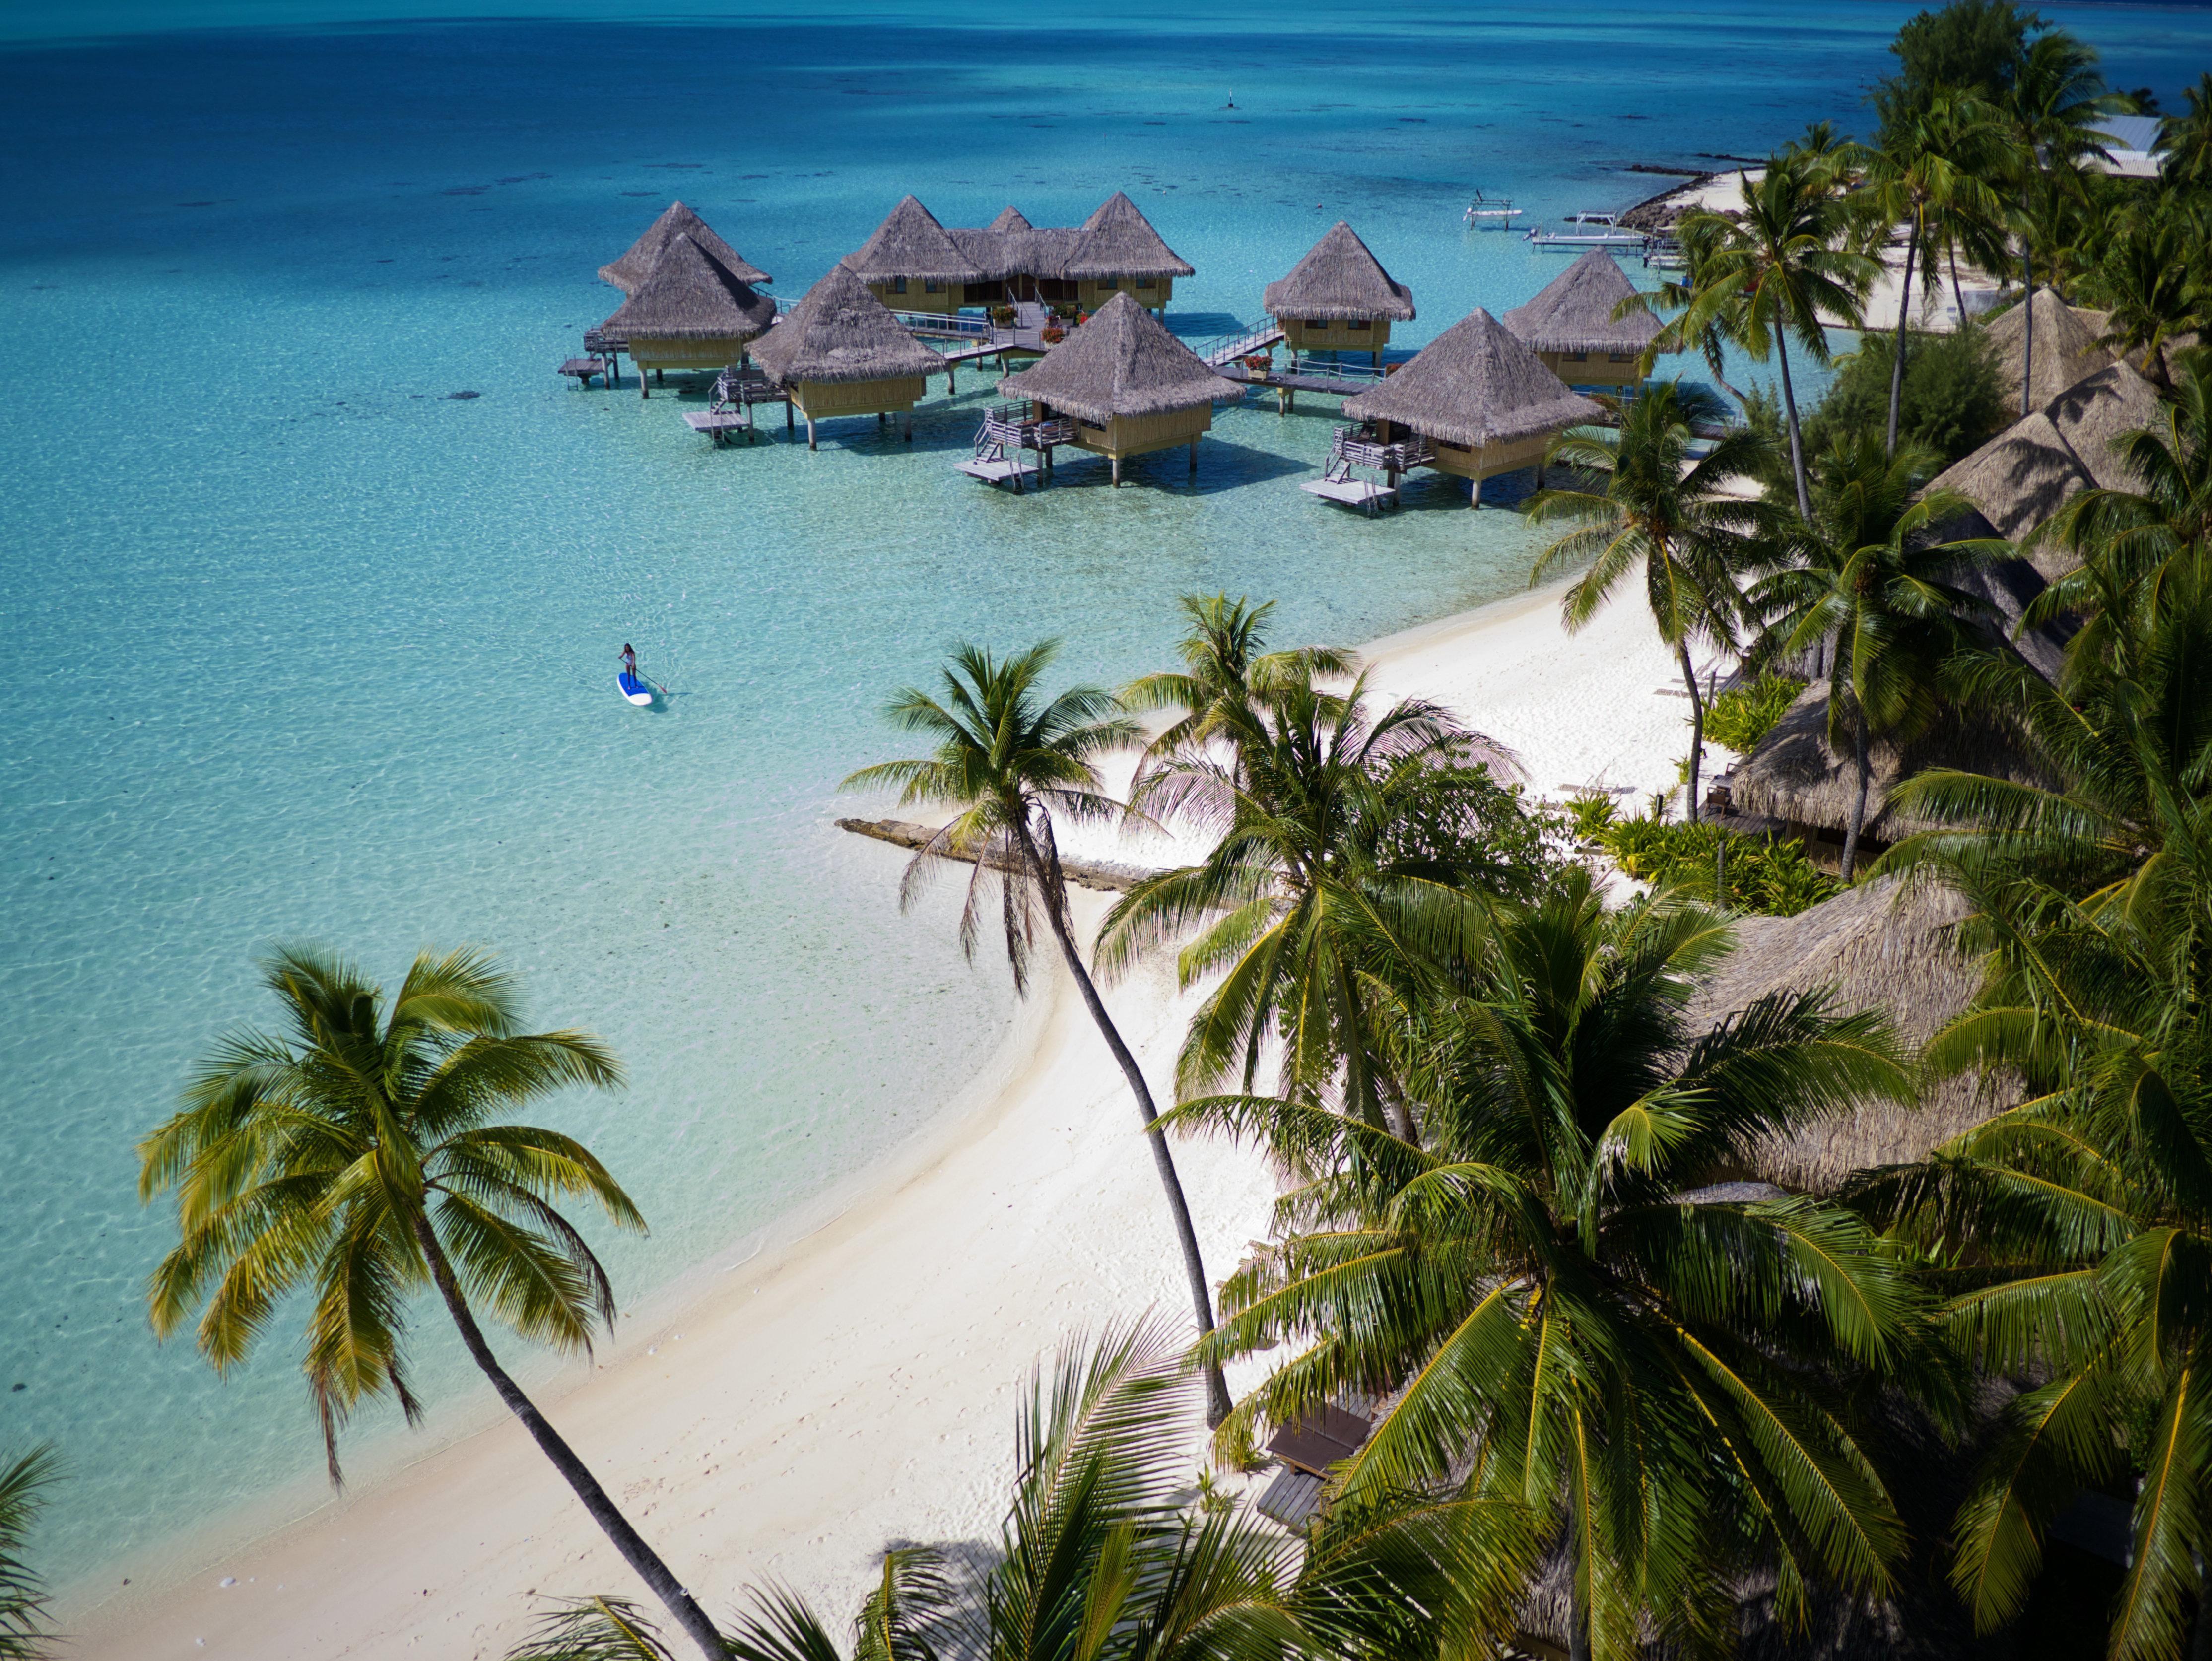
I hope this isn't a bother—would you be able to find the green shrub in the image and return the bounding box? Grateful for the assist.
[1799,325,2008,468]
[1564,791,1620,841]
[1594,814,1843,917]
[1705,674,1807,754]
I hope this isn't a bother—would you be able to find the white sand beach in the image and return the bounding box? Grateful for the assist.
[67,582,1696,1661]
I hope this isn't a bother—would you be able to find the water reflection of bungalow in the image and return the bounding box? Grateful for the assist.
[996,292,1236,485]
[1339,309,1598,507]
[600,234,778,396]
[750,264,944,448]
[599,201,771,293]
[844,192,1192,317]
[1263,221,1415,364]
[1500,249,1661,389]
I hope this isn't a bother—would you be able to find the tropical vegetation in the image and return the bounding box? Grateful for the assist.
[0,1447,58,1661]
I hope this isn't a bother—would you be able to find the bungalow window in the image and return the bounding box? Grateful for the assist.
[1563,351,1588,363]
[1437,438,1469,452]
[1608,351,1633,362]
[1136,276,1156,290]
[1098,277,1120,291]
[1348,318,1372,331]
[923,279,944,295]
[891,277,908,295]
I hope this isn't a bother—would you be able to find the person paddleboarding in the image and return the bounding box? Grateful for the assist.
[617,643,653,706]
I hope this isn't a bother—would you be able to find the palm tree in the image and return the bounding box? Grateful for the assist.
[1119,593,1355,790]
[0,1447,59,1661]
[1529,380,1778,826]
[843,643,1231,1426]
[1656,155,1876,517]
[1096,670,1515,1144]
[137,947,732,1661]
[507,1323,1543,1661]
[1748,435,2005,879]
[2160,71,2212,190]
[1854,91,2008,455]
[1999,31,2121,417]
[2087,200,2212,390]
[1176,871,1923,1661]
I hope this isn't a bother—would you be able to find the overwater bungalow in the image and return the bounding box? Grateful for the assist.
[1338,309,1598,506]
[1499,249,1662,389]
[599,234,778,396]
[1262,221,1414,364]
[750,263,944,448]
[995,291,1236,484]
[599,201,771,294]
[845,192,1192,317]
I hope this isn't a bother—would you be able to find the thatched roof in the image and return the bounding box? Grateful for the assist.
[843,195,983,285]
[1925,411,2095,547]
[1725,680,2052,846]
[750,264,942,385]
[1262,221,1415,323]
[1064,191,1195,279]
[987,205,1033,233]
[1341,309,1599,449]
[2044,359,2163,493]
[599,203,769,294]
[997,292,1235,424]
[1982,286,2110,409]
[599,234,778,342]
[1499,249,1660,356]
[1688,874,2007,1194]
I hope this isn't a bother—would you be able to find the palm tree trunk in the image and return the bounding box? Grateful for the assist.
[408,1213,731,1661]
[1839,712,1872,882]
[1679,646,1707,824]
[1886,219,1920,457]
[1947,242,1967,324]
[1018,820,1234,1428]
[2020,219,2035,420]
[1774,333,1811,521]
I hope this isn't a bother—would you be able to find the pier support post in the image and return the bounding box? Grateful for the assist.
[1111,456,1123,487]
[806,414,817,450]
[1536,459,1547,489]
[904,411,913,442]
[786,399,795,434]
[1188,437,1198,477]
[1470,477,1482,509]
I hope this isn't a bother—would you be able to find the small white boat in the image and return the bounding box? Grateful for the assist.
[1463,190,1522,226]
[617,671,655,706]
[1525,227,1647,250]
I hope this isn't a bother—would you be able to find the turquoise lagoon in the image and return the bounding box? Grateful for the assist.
[2,0,2208,1591]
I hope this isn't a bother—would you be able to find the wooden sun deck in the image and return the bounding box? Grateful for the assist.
[1301,476,1398,514]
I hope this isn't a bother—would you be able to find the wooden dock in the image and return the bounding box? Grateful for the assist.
[1301,476,1398,514]
[559,356,611,388]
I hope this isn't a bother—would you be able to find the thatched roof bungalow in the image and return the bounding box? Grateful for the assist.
[1262,221,1415,362]
[1340,309,1599,505]
[1687,873,2007,1194]
[1925,411,2097,564]
[599,201,770,294]
[1499,248,1665,389]
[996,291,1236,484]
[845,191,1192,316]
[1981,286,2111,412]
[751,263,943,448]
[2044,359,2162,492]
[599,234,778,391]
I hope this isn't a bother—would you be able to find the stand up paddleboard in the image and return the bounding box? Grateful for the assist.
[617,671,655,706]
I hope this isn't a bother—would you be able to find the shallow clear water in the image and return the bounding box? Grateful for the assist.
[2,0,2206,1587]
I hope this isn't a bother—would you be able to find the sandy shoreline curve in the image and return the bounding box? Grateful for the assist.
[67,578,1698,1661]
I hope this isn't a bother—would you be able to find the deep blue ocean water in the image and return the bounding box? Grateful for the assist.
[3,0,2207,1591]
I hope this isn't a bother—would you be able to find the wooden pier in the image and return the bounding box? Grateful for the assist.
[955,402,1077,491]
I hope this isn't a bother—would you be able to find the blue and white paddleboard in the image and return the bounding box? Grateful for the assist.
[617,671,654,706]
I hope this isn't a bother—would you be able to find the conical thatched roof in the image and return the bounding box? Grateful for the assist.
[1688,874,2009,1194]
[843,195,984,285]
[1983,287,2113,410]
[1341,309,1599,449]
[599,201,770,293]
[2045,359,2163,493]
[751,264,942,385]
[1926,411,2095,547]
[1725,680,2053,847]
[997,292,1233,424]
[600,234,778,342]
[1262,221,1415,323]
[1499,248,1660,356]
[1064,191,1195,280]
[987,205,1033,233]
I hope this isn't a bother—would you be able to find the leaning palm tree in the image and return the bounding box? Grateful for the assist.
[0,1447,60,1661]
[507,1322,1544,1661]
[843,643,1230,1426]
[1657,154,1877,516]
[1530,380,1778,825]
[1748,435,2004,879]
[1178,870,1923,1661]
[137,947,731,1661]
[1120,593,1355,790]
[1853,92,2008,455]
[1097,670,1514,1144]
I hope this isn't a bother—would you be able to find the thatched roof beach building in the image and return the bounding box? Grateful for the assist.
[599,234,779,394]
[599,201,771,294]
[996,292,1236,484]
[1339,309,1598,506]
[1982,286,2111,412]
[1499,249,1664,390]
[751,263,943,448]
[845,192,1192,316]
[1262,221,1414,364]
